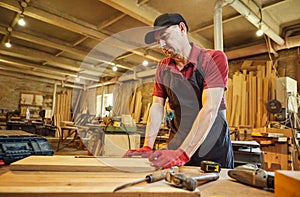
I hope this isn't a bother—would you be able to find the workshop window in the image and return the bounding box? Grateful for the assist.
[96,93,113,118]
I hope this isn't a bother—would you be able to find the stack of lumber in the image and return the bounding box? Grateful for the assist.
[54,89,72,137]
[113,82,137,116]
[226,60,278,128]
[113,81,153,125]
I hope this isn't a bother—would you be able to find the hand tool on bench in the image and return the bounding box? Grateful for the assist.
[165,170,219,191]
[228,164,274,189]
[113,167,178,192]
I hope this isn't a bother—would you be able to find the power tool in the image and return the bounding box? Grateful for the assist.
[228,164,274,189]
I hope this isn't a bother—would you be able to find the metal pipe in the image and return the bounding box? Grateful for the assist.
[224,0,285,46]
[214,0,226,51]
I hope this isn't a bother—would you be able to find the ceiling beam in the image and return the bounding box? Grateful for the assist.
[0,44,80,71]
[0,64,69,82]
[0,69,56,84]
[0,70,84,89]
[0,44,105,82]
[99,0,158,25]
[191,1,282,34]
[226,34,300,59]
[0,54,77,77]
[97,13,127,30]
[4,28,124,77]
[224,0,284,45]
[0,25,126,71]
[0,26,103,62]
[0,0,158,69]
[99,0,213,48]
[239,0,282,35]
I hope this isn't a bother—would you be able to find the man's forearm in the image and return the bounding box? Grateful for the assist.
[180,88,223,156]
[143,102,164,148]
[180,106,217,156]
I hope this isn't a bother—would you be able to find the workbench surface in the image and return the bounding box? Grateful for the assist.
[0,156,274,197]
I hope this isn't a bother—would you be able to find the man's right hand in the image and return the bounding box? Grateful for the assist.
[123,146,153,158]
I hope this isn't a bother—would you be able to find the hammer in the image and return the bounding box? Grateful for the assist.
[165,170,219,191]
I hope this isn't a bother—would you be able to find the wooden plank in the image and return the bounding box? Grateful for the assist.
[231,72,243,127]
[0,169,199,197]
[251,74,257,127]
[256,69,262,128]
[275,170,300,197]
[133,90,142,123]
[0,168,273,197]
[266,61,272,78]
[9,156,155,172]
[129,88,136,115]
[248,72,253,127]
[234,74,244,126]
[140,102,151,124]
[262,76,269,127]
[241,70,247,125]
[240,60,253,70]
[226,78,233,124]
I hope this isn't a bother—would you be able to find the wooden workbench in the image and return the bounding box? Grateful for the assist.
[0,156,275,197]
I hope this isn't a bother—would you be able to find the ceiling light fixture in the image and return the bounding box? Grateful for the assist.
[112,65,118,72]
[17,0,28,26]
[256,24,263,37]
[142,60,148,66]
[18,14,26,26]
[5,39,12,48]
[256,7,264,37]
[5,27,13,48]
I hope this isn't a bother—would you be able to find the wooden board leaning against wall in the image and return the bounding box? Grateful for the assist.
[226,60,277,129]
[54,88,73,138]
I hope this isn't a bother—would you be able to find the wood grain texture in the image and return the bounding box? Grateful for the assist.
[275,170,300,197]
[0,167,274,197]
[0,170,200,197]
[9,155,155,172]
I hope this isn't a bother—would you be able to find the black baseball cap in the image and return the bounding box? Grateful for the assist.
[144,13,188,44]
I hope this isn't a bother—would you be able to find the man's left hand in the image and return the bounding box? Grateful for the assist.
[149,149,190,169]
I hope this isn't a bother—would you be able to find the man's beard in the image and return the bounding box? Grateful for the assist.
[162,48,185,63]
[162,47,179,59]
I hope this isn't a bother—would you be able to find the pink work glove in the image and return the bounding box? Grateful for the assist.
[123,146,153,158]
[149,149,190,169]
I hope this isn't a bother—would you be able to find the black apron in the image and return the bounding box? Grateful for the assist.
[161,55,234,168]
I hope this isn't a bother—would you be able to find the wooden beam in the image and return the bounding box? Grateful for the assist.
[0,70,84,89]
[0,0,161,65]
[99,0,213,48]
[0,54,77,77]
[0,70,56,84]
[97,13,127,30]
[0,44,80,71]
[0,64,69,81]
[0,25,119,68]
[0,45,106,81]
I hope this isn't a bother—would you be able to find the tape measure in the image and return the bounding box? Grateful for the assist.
[200,160,221,173]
